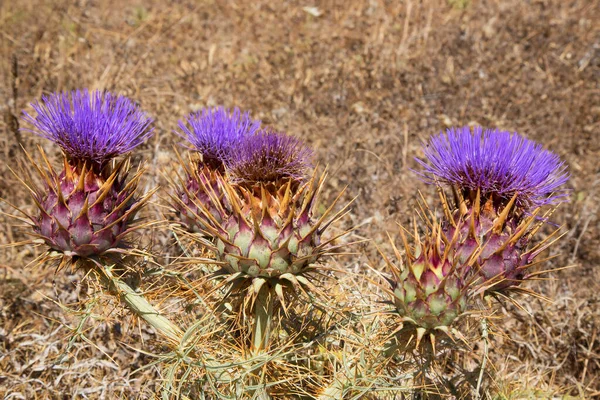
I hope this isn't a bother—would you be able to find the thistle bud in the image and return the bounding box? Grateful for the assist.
[193,129,350,299]
[211,130,322,279]
[384,222,473,342]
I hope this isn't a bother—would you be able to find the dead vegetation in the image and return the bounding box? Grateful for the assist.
[1,0,599,398]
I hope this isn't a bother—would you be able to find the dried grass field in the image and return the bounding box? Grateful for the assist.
[1,0,599,398]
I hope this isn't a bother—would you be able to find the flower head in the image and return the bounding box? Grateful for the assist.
[178,107,261,170]
[416,126,569,209]
[227,130,313,185]
[23,90,154,167]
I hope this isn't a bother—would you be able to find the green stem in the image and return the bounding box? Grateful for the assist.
[98,263,184,343]
[251,285,274,353]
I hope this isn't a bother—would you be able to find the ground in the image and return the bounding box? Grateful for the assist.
[0,0,599,398]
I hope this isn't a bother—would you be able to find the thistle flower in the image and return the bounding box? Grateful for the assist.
[416,127,569,293]
[21,89,154,258]
[172,107,261,233]
[202,132,336,281]
[178,106,261,171]
[227,130,314,186]
[23,89,154,169]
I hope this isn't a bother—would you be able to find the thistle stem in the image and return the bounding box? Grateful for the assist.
[475,318,488,399]
[94,262,184,344]
[317,372,352,400]
[251,285,274,353]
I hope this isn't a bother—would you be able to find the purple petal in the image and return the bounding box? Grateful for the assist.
[22,89,154,166]
[416,126,569,209]
[177,106,261,169]
[227,130,314,184]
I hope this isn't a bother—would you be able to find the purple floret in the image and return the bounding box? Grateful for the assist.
[416,126,569,209]
[228,130,314,184]
[22,90,154,166]
[178,107,261,169]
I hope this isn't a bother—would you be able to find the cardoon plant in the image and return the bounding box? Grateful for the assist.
[17,89,182,342]
[416,126,569,293]
[172,107,261,234]
[193,129,351,352]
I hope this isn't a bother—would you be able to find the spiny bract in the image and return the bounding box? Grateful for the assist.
[385,223,471,333]
[189,130,350,300]
[212,175,329,278]
[171,152,229,234]
[30,155,146,258]
[442,192,543,292]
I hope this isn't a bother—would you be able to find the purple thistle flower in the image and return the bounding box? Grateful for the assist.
[227,130,314,184]
[22,90,154,167]
[416,126,569,209]
[178,107,261,170]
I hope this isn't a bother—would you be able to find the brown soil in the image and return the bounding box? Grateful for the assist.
[1,0,599,398]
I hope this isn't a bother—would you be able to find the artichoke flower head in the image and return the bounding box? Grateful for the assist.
[172,107,261,234]
[189,126,351,305]
[21,89,154,260]
[416,126,569,293]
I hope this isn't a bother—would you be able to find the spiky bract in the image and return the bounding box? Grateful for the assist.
[416,126,569,210]
[184,169,351,352]
[385,224,471,333]
[206,172,342,280]
[438,191,555,293]
[178,106,261,170]
[23,151,150,258]
[227,130,314,185]
[22,90,153,168]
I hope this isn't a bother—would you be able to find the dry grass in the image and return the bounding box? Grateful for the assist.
[1,0,599,398]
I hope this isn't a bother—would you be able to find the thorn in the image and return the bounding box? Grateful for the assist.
[473,188,481,221]
[455,187,468,217]
[252,277,266,295]
[493,193,518,234]
[274,282,288,316]
[415,327,426,349]
[76,162,87,192]
[526,205,559,240]
[437,184,456,227]
[64,157,73,182]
